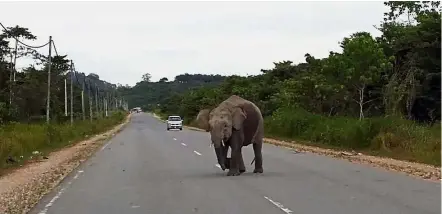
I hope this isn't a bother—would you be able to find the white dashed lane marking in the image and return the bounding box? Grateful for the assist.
[38,170,84,214]
[264,196,293,214]
[181,143,187,146]
[173,138,177,141]
[193,151,202,156]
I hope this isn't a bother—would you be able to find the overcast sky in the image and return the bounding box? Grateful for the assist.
[0,1,389,86]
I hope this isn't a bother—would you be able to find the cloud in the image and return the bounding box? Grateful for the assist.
[0,1,389,86]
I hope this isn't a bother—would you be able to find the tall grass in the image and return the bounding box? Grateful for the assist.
[0,111,127,171]
[265,107,441,166]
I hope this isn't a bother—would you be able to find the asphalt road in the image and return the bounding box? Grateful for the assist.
[30,113,441,214]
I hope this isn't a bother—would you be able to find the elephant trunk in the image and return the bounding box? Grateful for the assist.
[214,144,228,171]
[211,132,224,149]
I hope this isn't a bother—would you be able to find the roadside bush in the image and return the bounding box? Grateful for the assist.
[265,107,441,165]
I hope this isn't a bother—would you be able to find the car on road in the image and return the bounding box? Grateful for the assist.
[166,115,183,131]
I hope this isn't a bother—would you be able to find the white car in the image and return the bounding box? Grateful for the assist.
[166,115,183,131]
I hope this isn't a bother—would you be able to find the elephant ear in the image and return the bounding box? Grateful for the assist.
[232,107,246,130]
[196,109,211,131]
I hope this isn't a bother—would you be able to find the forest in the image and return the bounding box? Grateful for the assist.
[124,1,441,165]
[118,73,226,111]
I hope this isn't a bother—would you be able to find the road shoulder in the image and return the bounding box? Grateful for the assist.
[0,114,132,214]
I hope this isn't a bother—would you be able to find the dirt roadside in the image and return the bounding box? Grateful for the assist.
[154,113,441,182]
[0,113,132,214]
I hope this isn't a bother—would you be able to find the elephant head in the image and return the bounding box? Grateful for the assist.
[196,104,246,170]
[196,106,246,148]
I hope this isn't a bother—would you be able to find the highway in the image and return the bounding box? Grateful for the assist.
[30,113,441,214]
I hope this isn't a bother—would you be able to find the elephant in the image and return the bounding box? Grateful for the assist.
[196,95,264,176]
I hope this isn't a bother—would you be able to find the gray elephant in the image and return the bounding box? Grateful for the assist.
[196,95,264,176]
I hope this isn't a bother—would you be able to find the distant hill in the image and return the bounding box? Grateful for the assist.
[118,73,226,110]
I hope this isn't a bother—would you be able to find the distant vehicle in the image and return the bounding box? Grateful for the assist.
[166,115,183,131]
[131,107,142,113]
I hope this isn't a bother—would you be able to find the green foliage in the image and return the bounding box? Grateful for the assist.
[264,107,440,165]
[123,2,440,165]
[119,73,226,111]
[0,111,126,173]
[265,107,378,148]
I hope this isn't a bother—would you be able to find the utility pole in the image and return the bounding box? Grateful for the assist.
[64,78,67,116]
[88,82,93,122]
[9,53,13,105]
[95,85,99,118]
[12,38,17,82]
[46,36,53,124]
[99,96,102,117]
[9,38,18,105]
[11,39,18,105]
[104,92,108,117]
[70,61,73,125]
[108,92,112,112]
[81,79,85,120]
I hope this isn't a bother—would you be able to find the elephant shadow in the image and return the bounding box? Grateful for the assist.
[184,170,287,180]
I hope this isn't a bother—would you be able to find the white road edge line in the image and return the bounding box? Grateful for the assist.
[38,170,84,214]
[100,140,112,151]
[181,143,187,146]
[193,151,202,156]
[73,170,84,180]
[264,196,293,214]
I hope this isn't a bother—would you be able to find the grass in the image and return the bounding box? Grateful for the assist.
[154,107,440,166]
[0,111,127,173]
[264,107,441,166]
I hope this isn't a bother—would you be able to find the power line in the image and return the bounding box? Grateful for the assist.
[51,40,59,56]
[0,22,51,49]
[1,21,125,121]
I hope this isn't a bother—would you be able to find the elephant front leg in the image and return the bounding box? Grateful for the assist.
[227,147,241,176]
[239,151,245,173]
[226,130,244,176]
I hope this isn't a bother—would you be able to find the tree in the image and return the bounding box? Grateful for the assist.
[88,73,100,80]
[378,1,441,121]
[2,25,38,65]
[159,77,168,83]
[336,32,392,120]
[142,73,151,82]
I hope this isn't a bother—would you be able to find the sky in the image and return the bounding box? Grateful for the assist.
[0,1,389,87]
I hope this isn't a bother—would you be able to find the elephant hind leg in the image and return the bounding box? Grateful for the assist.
[252,141,263,173]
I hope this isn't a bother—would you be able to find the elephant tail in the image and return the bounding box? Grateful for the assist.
[251,157,255,165]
